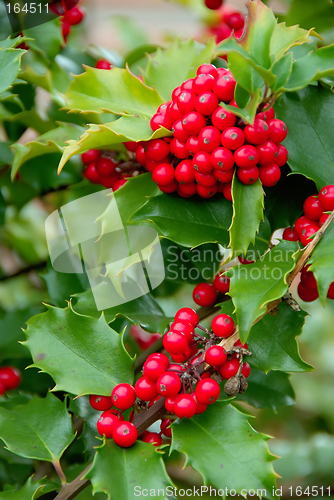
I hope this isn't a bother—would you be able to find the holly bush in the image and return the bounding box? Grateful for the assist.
[1,0,334,498]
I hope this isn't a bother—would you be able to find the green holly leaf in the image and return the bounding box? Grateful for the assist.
[229,177,264,256]
[0,306,42,360]
[0,48,26,94]
[282,0,334,33]
[236,368,295,411]
[86,440,172,500]
[130,194,233,248]
[25,19,63,62]
[270,24,316,62]
[0,392,75,466]
[275,84,334,189]
[72,288,172,334]
[0,191,5,227]
[221,88,263,124]
[0,476,57,500]
[171,401,277,499]
[115,174,160,225]
[228,240,300,342]
[282,45,334,92]
[23,304,134,396]
[144,38,216,101]
[11,123,85,179]
[271,52,293,92]
[309,218,334,305]
[69,396,101,456]
[0,36,30,50]
[65,66,164,117]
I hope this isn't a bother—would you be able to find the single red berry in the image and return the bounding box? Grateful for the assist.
[327,282,334,299]
[196,184,218,198]
[0,366,21,390]
[205,0,223,9]
[150,113,173,131]
[211,108,236,132]
[100,173,121,189]
[238,255,254,264]
[89,395,113,411]
[301,271,318,291]
[157,101,172,114]
[186,136,201,156]
[135,376,159,401]
[211,313,235,337]
[113,179,127,191]
[214,169,234,183]
[211,147,234,171]
[259,164,281,187]
[244,119,270,145]
[319,184,334,211]
[198,126,221,153]
[96,157,117,177]
[147,353,170,369]
[177,91,197,114]
[84,164,101,184]
[212,74,236,102]
[241,362,251,378]
[163,331,188,355]
[182,111,207,136]
[300,224,320,247]
[142,431,163,446]
[165,395,177,413]
[160,419,172,438]
[145,139,170,161]
[256,141,278,166]
[221,127,245,150]
[220,358,240,379]
[61,20,71,41]
[237,166,259,185]
[95,59,112,70]
[168,101,183,122]
[297,282,319,302]
[143,359,167,382]
[190,393,208,414]
[172,86,182,100]
[234,145,259,169]
[213,274,230,293]
[174,307,199,326]
[235,339,248,348]
[152,163,175,186]
[268,119,288,144]
[224,11,245,30]
[303,195,324,221]
[172,119,190,142]
[195,378,220,404]
[205,345,227,366]
[222,181,232,201]
[64,6,85,25]
[136,146,146,167]
[294,216,314,236]
[197,64,218,78]
[169,138,189,159]
[175,159,195,184]
[276,145,288,167]
[319,213,329,226]
[257,106,275,122]
[111,383,136,410]
[181,79,195,91]
[157,372,181,397]
[193,282,217,307]
[113,421,137,448]
[195,171,217,187]
[0,382,5,395]
[193,73,215,94]
[178,183,197,197]
[97,411,120,438]
[192,151,213,174]
[81,149,101,165]
[170,321,194,342]
[282,227,299,241]
[195,91,219,116]
[174,394,197,419]
[124,141,138,153]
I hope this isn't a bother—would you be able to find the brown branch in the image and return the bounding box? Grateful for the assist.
[53,464,92,500]
[0,261,46,281]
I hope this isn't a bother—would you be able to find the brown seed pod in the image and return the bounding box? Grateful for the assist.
[239,374,248,394]
[224,376,240,397]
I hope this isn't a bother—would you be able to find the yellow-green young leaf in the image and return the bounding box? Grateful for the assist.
[270,24,316,62]
[282,44,334,92]
[0,476,57,500]
[65,66,164,117]
[229,177,264,256]
[0,393,75,464]
[228,240,300,342]
[86,440,172,500]
[144,38,216,101]
[11,123,84,180]
[171,401,278,499]
[271,52,293,92]
[24,19,63,62]
[0,48,26,94]
[0,36,30,49]
[222,88,262,124]
[57,116,171,174]
[309,218,334,305]
[23,304,134,396]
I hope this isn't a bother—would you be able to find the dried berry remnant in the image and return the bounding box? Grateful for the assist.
[224,376,241,397]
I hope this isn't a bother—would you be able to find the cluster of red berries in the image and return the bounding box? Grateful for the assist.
[127,64,288,199]
[81,149,143,190]
[49,1,85,43]
[193,271,230,307]
[208,4,245,41]
[0,366,21,395]
[282,184,334,302]
[89,307,250,448]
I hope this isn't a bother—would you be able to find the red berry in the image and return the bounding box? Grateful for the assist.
[143,359,167,382]
[61,20,71,42]
[89,395,113,411]
[205,345,227,366]
[124,141,138,153]
[111,383,136,410]
[100,173,121,189]
[192,282,217,307]
[195,378,220,404]
[301,271,318,291]
[319,184,334,211]
[95,59,112,70]
[135,376,159,401]
[64,6,85,25]
[234,339,248,348]
[237,166,259,185]
[172,120,190,142]
[211,107,236,131]
[112,421,137,448]
[163,331,188,355]
[244,119,270,145]
[268,119,288,144]
[81,149,101,165]
[238,256,254,264]
[197,64,218,78]
[198,126,221,153]
[150,113,173,131]
[136,146,146,167]
[297,282,319,302]
[276,145,288,167]
[214,169,234,183]
[0,382,5,395]
[196,184,218,198]
[174,307,199,326]
[222,181,232,201]
[160,419,172,438]
[193,73,215,94]
[205,0,223,9]
[256,141,278,166]
[165,396,177,413]
[97,411,120,438]
[142,431,162,446]
[303,195,324,221]
[282,227,299,241]
[174,394,197,418]
[195,92,219,116]
[168,101,183,122]
[147,353,170,369]
[211,147,234,171]
[170,321,194,342]
[212,74,236,102]
[221,127,245,150]
[224,11,245,30]
[257,106,275,122]
[182,111,207,136]
[145,139,170,161]
[300,224,320,247]
[294,216,314,236]
[319,213,329,226]
[213,274,230,293]
[192,151,213,174]
[181,79,195,91]
[157,372,181,397]
[0,366,21,390]
[178,183,197,197]
[152,163,175,186]
[96,157,117,177]
[84,164,101,184]
[172,86,182,100]
[186,136,201,156]
[211,313,235,337]
[169,138,189,159]
[157,101,171,114]
[175,159,195,184]
[177,91,197,114]
[195,171,217,187]
[113,179,127,191]
[241,362,251,378]
[190,393,208,414]
[327,282,334,299]
[220,358,240,379]
[234,145,259,169]
[259,164,281,187]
